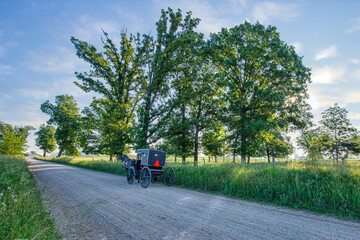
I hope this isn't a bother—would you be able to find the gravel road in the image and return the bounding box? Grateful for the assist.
[28,158,360,240]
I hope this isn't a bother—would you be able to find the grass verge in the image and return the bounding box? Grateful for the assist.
[35,156,360,221]
[0,155,60,239]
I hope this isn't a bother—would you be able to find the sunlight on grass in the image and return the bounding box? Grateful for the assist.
[35,155,360,220]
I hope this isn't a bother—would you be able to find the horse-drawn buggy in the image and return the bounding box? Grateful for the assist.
[121,149,175,188]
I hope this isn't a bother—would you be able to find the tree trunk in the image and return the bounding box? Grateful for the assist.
[175,156,177,162]
[116,153,122,161]
[266,147,270,163]
[208,156,210,162]
[110,154,113,162]
[223,156,225,162]
[57,145,64,157]
[182,155,186,165]
[233,154,235,162]
[247,156,250,164]
[241,155,246,164]
[272,156,275,169]
[194,125,200,167]
[43,151,46,157]
[215,156,217,163]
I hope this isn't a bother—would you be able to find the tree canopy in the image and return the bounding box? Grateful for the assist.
[35,124,56,157]
[0,122,33,156]
[41,95,82,157]
[210,22,312,163]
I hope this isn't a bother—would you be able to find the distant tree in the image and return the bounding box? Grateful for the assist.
[297,128,330,161]
[0,122,34,156]
[320,103,358,163]
[71,30,149,161]
[35,124,56,157]
[202,125,227,163]
[262,130,294,167]
[41,95,82,157]
[210,22,311,163]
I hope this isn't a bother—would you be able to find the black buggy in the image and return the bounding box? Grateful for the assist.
[121,149,175,188]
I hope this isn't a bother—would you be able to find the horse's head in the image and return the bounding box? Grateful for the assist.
[121,155,130,162]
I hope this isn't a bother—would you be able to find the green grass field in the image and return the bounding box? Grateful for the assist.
[0,155,59,239]
[35,155,360,220]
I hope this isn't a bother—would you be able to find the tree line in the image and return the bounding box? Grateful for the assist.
[32,8,358,164]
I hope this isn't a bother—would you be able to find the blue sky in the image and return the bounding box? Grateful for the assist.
[1,0,360,154]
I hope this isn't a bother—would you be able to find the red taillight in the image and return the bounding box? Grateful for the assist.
[145,160,147,162]
[166,162,167,165]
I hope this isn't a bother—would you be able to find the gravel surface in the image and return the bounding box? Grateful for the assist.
[28,158,360,240]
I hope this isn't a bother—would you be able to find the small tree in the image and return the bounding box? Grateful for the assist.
[297,128,330,161]
[0,122,34,156]
[320,103,358,163]
[41,95,82,157]
[35,124,56,157]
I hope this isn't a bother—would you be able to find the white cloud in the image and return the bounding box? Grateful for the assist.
[0,45,6,58]
[0,41,18,58]
[348,112,360,120]
[346,18,360,33]
[4,41,18,48]
[351,69,360,79]
[27,46,88,73]
[153,0,238,34]
[73,15,121,44]
[350,59,360,64]
[0,64,13,74]
[311,66,346,84]
[345,91,360,103]
[252,2,301,23]
[230,0,247,11]
[315,45,337,61]
[292,42,303,53]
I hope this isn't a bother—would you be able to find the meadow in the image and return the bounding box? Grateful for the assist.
[34,155,360,220]
[0,155,59,239]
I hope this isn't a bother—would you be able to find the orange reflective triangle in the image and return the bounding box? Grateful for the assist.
[154,160,160,167]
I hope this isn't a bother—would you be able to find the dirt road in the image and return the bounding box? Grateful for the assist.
[28,158,360,240]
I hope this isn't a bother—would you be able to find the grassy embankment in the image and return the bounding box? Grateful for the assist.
[0,155,59,239]
[35,155,360,220]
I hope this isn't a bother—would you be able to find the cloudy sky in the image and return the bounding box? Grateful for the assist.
[1,0,360,154]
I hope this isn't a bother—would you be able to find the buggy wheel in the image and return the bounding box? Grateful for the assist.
[163,167,175,186]
[127,167,135,185]
[140,166,151,188]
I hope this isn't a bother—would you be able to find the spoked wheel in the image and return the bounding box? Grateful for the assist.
[163,167,175,186]
[140,166,151,188]
[127,167,135,185]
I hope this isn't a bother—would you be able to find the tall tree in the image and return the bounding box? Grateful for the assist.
[0,122,34,156]
[135,8,201,149]
[35,124,56,157]
[41,95,82,157]
[320,103,358,162]
[210,22,311,163]
[71,30,149,160]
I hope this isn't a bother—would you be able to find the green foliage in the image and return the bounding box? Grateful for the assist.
[41,95,82,157]
[297,128,330,161]
[171,161,360,219]
[0,122,33,156]
[0,156,59,239]
[320,103,358,162]
[210,21,312,162]
[35,124,56,157]
[135,8,201,149]
[71,30,149,159]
